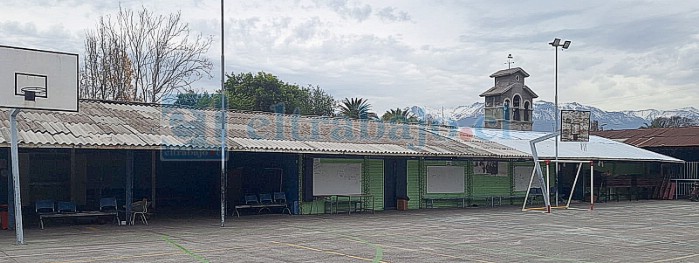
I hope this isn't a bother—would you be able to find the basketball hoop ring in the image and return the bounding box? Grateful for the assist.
[20,86,47,101]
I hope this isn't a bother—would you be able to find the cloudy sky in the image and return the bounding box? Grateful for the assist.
[2,0,698,114]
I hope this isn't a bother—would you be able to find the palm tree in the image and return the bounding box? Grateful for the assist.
[338,98,372,119]
[381,108,417,123]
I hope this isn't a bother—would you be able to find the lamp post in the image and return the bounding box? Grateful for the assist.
[549,38,570,206]
[220,0,227,227]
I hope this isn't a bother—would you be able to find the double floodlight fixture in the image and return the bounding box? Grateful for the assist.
[550,38,571,49]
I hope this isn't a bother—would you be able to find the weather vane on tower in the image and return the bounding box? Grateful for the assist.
[505,54,515,69]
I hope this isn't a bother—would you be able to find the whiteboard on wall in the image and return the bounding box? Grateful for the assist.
[313,161,362,196]
[513,166,541,191]
[427,166,465,194]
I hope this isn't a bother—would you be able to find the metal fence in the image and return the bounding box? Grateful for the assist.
[673,162,699,199]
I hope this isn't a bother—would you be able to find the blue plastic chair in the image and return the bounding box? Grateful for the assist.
[35,200,55,214]
[244,194,259,205]
[57,201,77,214]
[259,193,273,204]
[273,192,287,204]
[99,198,118,211]
[99,197,120,223]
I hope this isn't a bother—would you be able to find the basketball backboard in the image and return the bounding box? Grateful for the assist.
[0,45,78,112]
[560,110,591,142]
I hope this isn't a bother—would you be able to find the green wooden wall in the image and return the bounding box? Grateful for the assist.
[407,159,474,208]
[300,158,384,214]
[296,158,652,214]
[364,158,384,211]
[405,160,560,208]
[407,160,421,209]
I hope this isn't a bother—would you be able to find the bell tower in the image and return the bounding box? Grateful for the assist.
[479,66,538,131]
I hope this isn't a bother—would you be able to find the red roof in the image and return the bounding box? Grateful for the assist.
[592,127,699,147]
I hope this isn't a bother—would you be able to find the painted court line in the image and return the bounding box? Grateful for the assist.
[651,254,699,263]
[270,241,388,263]
[163,236,209,263]
[340,236,384,263]
[356,242,496,263]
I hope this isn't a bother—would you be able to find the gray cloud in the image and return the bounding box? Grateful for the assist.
[578,15,695,52]
[376,7,412,22]
[0,21,78,52]
[315,0,372,22]
[288,17,323,44]
[3,0,699,113]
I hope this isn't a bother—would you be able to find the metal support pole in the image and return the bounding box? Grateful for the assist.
[9,109,24,244]
[522,166,537,211]
[220,0,227,227]
[566,163,583,208]
[529,132,556,213]
[590,161,594,210]
[546,160,550,201]
[554,46,560,208]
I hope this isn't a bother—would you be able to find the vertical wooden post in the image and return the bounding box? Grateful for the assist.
[298,153,303,215]
[590,160,595,210]
[70,149,76,203]
[125,151,134,224]
[151,151,156,209]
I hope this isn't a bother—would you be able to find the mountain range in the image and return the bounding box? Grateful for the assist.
[409,101,699,131]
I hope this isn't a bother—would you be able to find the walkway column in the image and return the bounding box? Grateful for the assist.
[125,151,134,224]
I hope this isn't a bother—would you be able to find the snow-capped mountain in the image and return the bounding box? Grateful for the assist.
[408,101,699,131]
[623,107,699,121]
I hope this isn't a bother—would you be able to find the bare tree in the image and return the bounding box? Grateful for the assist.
[80,16,135,102]
[80,7,213,103]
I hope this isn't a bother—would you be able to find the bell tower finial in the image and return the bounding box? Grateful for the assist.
[505,54,515,69]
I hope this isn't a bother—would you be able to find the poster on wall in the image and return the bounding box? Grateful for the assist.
[312,161,362,196]
[513,166,541,191]
[427,166,465,193]
[474,161,509,176]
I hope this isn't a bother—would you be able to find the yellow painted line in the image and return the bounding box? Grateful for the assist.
[524,206,568,211]
[51,251,196,263]
[50,246,245,263]
[271,241,388,263]
[18,239,277,262]
[373,243,495,263]
[651,254,699,263]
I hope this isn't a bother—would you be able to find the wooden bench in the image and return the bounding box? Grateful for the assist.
[233,203,291,217]
[494,194,534,206]
[604,177,659,201]
[465,195,495,207]
[423,197,465,208]
[234,192,291,217]
[39,211,119,229]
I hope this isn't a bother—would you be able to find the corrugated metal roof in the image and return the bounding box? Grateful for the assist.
[489,67,530,78]
[0,101,685,162]
[0,100,528,158]
[473,128,683,163]
[593,127,699,147]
